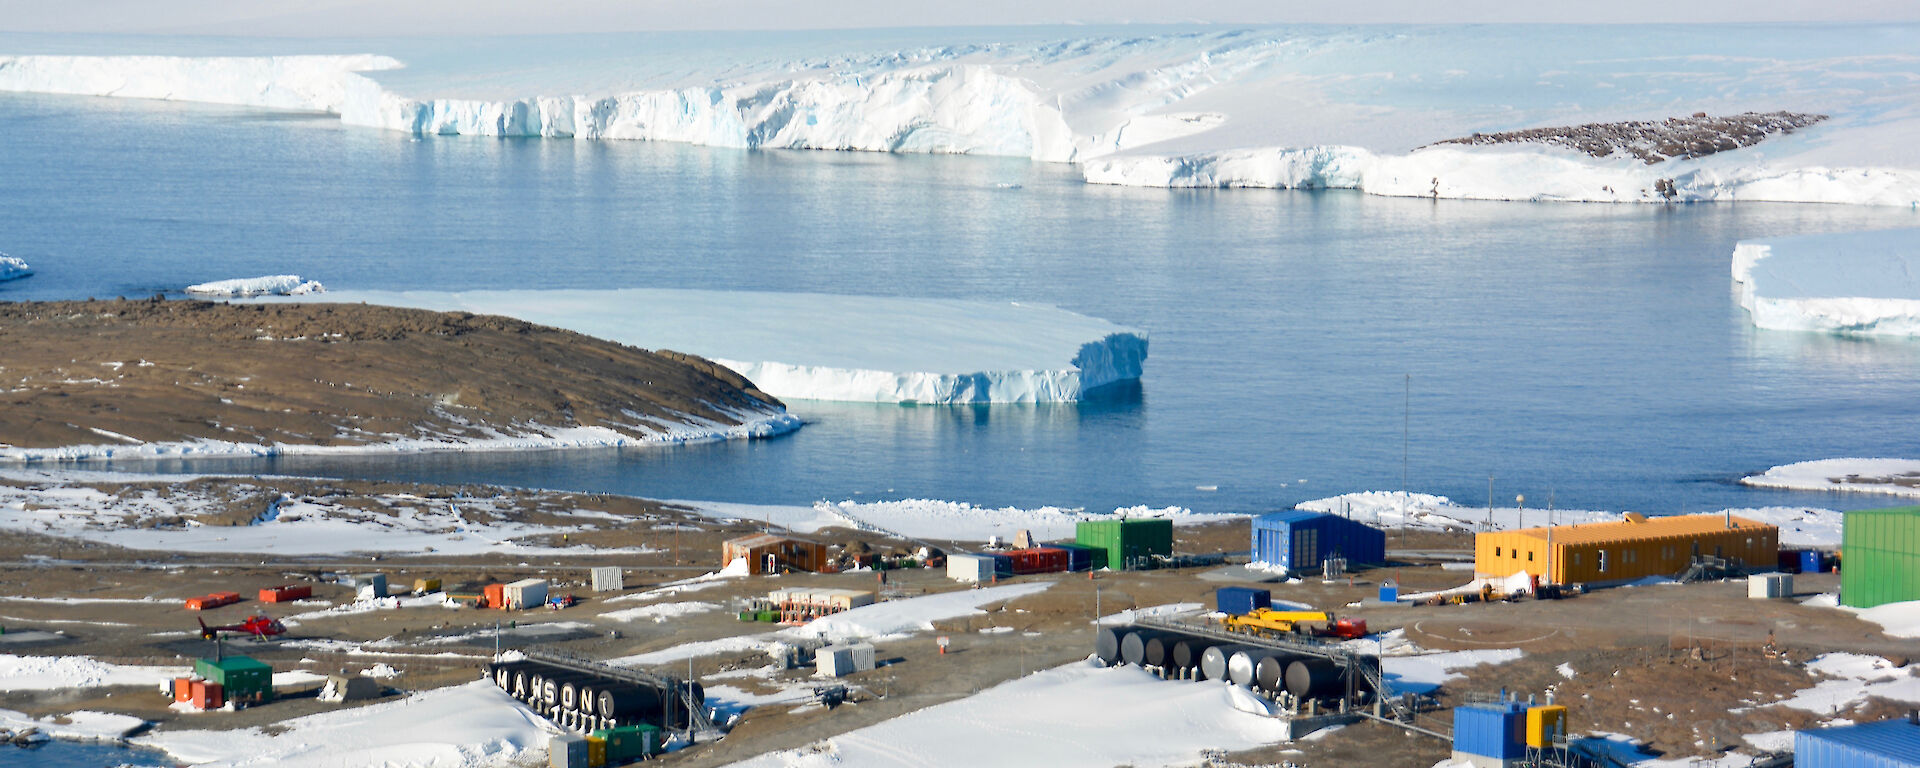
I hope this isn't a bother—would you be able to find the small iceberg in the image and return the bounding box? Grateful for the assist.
[0,254,32,282]
[185,275,326,297]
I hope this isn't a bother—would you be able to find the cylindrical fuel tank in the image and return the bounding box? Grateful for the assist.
[1285,658,1344,699]
[1094,626,1125,665]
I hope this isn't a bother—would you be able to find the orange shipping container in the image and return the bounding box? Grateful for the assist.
[259,585,311,603]
[173,677,194,703]
[483,583,507,609]
[190,680,224,710]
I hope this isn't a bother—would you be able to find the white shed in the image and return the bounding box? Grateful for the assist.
[816,646,857,677]
[590,567,623,592]
[504,578,549,610]
[947,553,997,583]
[1748,573,1792,599]
[355,573,387,600]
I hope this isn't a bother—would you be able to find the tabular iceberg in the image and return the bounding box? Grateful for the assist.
[267,288,1147,404]
[1732,229,1920,336]
[6,24,1920,205]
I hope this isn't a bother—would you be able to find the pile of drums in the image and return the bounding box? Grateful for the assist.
[1094,624,1370,703]
[485,659,706,733]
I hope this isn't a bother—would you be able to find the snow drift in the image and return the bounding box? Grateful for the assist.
[1732,229,1920,336]
[6,24,1920,206]
[272,288,1148,404]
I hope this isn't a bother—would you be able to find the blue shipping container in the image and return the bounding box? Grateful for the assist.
[1453,702,1527,760]
[1215,587,1271,615]
[1379,581,1399,603]
[1801,549,1827,574]
[1043,544,1095,572]
[1796,718,1920,768]
[985,554,1013,576]
[1250,510,1387,573]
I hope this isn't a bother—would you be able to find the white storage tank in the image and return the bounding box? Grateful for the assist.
[505,578,549,610]
[947,553,997,583]
[590,567,623,592]
[1748,573,1792,599]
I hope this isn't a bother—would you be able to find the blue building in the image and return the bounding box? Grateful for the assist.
[1250,510,1386,574]
[1796,716,1920,768]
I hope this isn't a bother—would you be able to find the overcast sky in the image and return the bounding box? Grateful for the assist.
[5,0,1919,36]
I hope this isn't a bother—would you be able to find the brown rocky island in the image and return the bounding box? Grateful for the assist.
[0,298,798,458]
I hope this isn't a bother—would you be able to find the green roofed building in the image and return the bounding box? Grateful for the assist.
[1841,506,1920,609]
[195,655,273,703]
[1075,518,1172,571]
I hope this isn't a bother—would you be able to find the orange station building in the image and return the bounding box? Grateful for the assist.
[1475,512,1778,586]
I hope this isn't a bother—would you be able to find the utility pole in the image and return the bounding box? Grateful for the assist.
[1402,374,1410,538]
[1486,475,1495,530]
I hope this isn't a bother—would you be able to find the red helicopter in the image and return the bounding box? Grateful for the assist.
[198,615,287,641]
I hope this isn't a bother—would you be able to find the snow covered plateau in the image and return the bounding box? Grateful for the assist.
[1733,229,1920,336]
[4,24,1920,204]
[267,288,1147,404]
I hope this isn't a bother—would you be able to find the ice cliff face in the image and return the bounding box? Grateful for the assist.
[5,24,1920,205]
[1733,230,1920,336]
[270,288,1148,405]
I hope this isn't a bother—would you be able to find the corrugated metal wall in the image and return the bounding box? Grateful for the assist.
[1252,512,1385,572]
[1796,721,1920,768]
[1453,703,1526,760]
[1842,507,1920,609]
[1476,524,1779,585]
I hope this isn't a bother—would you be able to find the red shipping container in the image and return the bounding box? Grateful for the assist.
[1002,547,1069,575]
[173,677,194,703]
[259,585,312,603]
[483,583,506,609]
[190,680,224,709]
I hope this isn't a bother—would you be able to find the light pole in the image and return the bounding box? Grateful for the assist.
[1516,494,1525,531]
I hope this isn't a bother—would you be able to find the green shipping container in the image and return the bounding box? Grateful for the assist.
[592,724,661,763]
[1075,518,1172,571]
[738,611,756,622]
[756,610,778,622]
[1841,506,1920,609]
[195,655,274,702]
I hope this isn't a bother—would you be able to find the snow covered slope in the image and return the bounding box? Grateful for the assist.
[4,24,1919,205]
[274,289,1147,404]
[1732,229,1920,336]
[726,661,1295,768]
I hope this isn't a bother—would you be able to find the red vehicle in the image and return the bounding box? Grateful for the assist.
[1312,617,1369,640]
[198,615,287,641]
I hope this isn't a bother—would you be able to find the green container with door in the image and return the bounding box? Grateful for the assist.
[1074,518,1171,571]
[1841,506,1920,608]
[591,724,662,764]
[195,655,273,703]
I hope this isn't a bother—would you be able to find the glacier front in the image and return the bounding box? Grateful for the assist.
[267,288,1148,404]
[5,24,1920,205]
[1732,229,1920,336]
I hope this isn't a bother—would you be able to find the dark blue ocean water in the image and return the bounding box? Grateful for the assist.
[0,741,167,768]
[4,91,1919,517]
